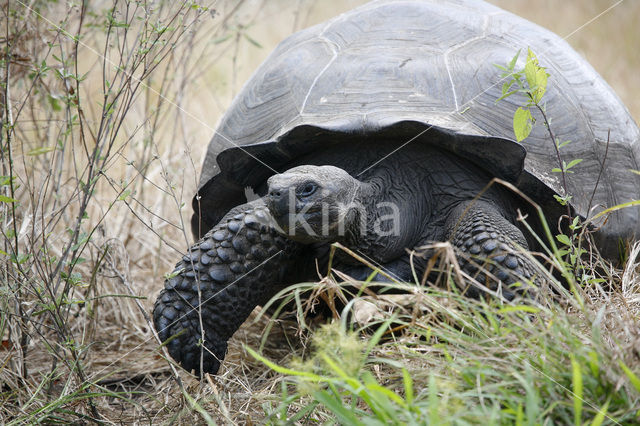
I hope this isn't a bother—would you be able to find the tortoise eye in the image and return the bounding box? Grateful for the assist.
[298,182,318,197]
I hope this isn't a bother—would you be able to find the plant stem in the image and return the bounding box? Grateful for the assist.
[535,103,573,227]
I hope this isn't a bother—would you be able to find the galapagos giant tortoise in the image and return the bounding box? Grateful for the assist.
[153,0,640,375]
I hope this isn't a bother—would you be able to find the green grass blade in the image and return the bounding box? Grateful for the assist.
[402,368,414,405]
[428,374,440,425]
[570,355,583,426]
[497,305,541,314]
[245,346,324,381]
[313,389,365,425]
[618,361,640,393]
[589,398,610,426]
[181,390,217,426]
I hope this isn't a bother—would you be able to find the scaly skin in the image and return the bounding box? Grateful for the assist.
[445,201,539,299]
[153,201,300,375]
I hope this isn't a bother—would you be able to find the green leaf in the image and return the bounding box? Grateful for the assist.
[629,169,640,175]
[589,199,640,223]
[523,48,548,103]
[0,194,17,203]
[556,234,571,246]
[553,194,572,205]
[164,268,183,280]
[496,89,519,103]
[524,51,538,91]
[501,80,514,96]
[212,33,232,44]
[27,146,55,156]
[565,158,583,170]
[363,379,406,408]
[118,189,132,201]
[508,49,521,71]
[48,94,62,111]
[533,68,548,103]
[243,33,263,48]
[513,107,533,142]
[11,253,31,265]
[571,216,581,229]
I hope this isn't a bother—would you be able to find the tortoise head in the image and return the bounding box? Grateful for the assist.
[266,165,363,244]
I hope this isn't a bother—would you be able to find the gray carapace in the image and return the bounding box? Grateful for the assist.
[195,0,640,255]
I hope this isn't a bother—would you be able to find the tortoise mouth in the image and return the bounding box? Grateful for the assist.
[271,211,326,241]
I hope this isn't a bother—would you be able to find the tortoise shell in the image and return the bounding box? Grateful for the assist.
[194,0,640,258]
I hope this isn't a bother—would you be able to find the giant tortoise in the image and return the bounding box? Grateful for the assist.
[153,0,640,375]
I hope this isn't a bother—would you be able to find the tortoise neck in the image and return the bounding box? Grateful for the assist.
[340,174,418,262]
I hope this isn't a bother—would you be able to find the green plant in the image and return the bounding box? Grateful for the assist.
[494,48,600,289]
[248,277,640,424]
[496,48,580,207]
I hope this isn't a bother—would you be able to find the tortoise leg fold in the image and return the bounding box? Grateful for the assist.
[153,201,301,376]
[445,200,539,299]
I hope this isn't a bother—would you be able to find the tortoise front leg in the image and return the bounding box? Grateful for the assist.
[445,200,540,299]
[153,201,301,376]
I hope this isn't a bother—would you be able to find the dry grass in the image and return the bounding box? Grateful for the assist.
[1,0,639,424]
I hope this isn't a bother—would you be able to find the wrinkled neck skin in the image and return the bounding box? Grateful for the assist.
[332,147,518,265]
[339,170,429,264]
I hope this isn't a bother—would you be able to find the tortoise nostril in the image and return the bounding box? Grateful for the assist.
[269,190,281,198]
